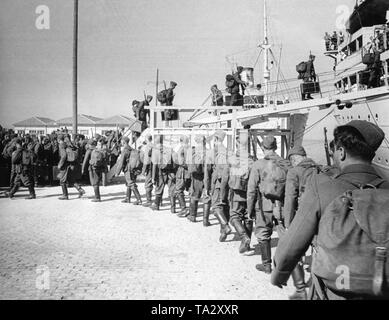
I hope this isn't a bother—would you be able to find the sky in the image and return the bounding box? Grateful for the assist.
[0,0,355,132]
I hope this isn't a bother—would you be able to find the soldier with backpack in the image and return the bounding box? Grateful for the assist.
[228,131,254,254]
[247,135,291,274]
[271,120,389,300]
[57,134,85,200]
[174,136,191,218]
[185,135,211,225]
[5,138,36,199]
[209,130,232,240]
[157,81,178,127]
[119,136,143,205]
[226,66,249,106]
[82,139,108,202]
[150,135,176,212]
[282,145,321,300]
[140,134,154,207]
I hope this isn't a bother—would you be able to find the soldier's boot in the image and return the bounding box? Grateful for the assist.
[143,190,152,207]
[214,207,231,242]
[255,240,272,274]
[231,219,251,254]
[244,220,254,240]
[151,195,161,211]
[289,264,307,300]
[25,185,36,200]
[74,183,85,198]
[7,184,20,199]
[187,199,198,223]
[91,186,101,202]
[58,184,69,200]
[203,203,211,227]
[132,188,142,206]
[121,187,131,203]
[102,173,107,187]
[177,194,189,217]
[170,196,176,214]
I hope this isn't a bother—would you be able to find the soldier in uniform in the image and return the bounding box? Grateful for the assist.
[140,134,154,207]
[175,135,191,217]
[57,134,85,200]
[271,121,389,300]
[210,84,224,107]
[133,95,152,134]
[120,136,142,205]
[6,138,36,199]
[150,135,176,212]
[160,81,178,127]
[209,130,232,240]
[282,145,320,300]
[228,131,254,253]
[231,66,248,106]
[186,135,211,226]
[82,138,108,202]
[247,135,290,274]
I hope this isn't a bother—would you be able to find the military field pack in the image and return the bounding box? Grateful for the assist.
[22,149,34,166]
[11,149,22,165]
[225,74,236,89]
[66,146,79,163]
[159,148,174,171]
[299,164,322,196]
[296,61,307,74]
[127,149,142,173]
[314,177,389,298]
[90,149,106,168]
[362,52,376,65]
[260,157,290,201]
[157,90,168,104]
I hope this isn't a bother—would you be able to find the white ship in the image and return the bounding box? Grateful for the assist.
[185,0,389,180]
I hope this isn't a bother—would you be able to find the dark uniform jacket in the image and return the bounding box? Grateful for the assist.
[133,100,150,122]
[271,163,389,298]
[247,151,286,217]
[229,153,254,202]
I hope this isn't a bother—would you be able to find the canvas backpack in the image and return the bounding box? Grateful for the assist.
[127,149,142,172]
[313,177,389,298]
[259,157,290,201]
[157,90,168,103]
[66,146,78,163]
[188,148,205,175]
[22,149,34,166]
[159,147,173,171]
[296,61,307,74]
[299,164,322,197]
[90,149,105,168]
[225,74,236,89]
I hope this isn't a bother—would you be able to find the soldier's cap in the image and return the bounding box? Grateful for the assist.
[146,95,153,101]
[287,145,306,159]
[237,66,244,72]
[210,84,218,90]
[14,138,22,145]
[89,139,97,146]
[122,136,130,144]
[132,100,139,106]
[214,130,226,141]
[170,81,177,87]
[194,135,205,144]
[342,120,385,151]
[262,135,277,150]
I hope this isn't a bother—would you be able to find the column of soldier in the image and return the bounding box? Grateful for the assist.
[1,118,387,300]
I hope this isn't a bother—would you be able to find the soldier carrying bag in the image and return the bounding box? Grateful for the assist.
[313,177,389,298]
[90,149,105,169]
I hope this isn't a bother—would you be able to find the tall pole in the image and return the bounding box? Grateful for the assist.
[263,0,270,107]
[72,0,78,136]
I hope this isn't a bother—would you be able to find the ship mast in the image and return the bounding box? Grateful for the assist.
[72,0,78,135]
[262,0,271,107]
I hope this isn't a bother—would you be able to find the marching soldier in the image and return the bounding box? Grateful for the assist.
[175,136,191,217]
[209,130,232,240]
[140,134,154,207]
[282,145,320,300]
[228,131,254,253]
[82,138,108,202]
[150,135,176,212]
[186,135,211,226]
[6,138,36,199]
[247,135,291,274]
[119,136,142,205]
[57,134,85,200]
